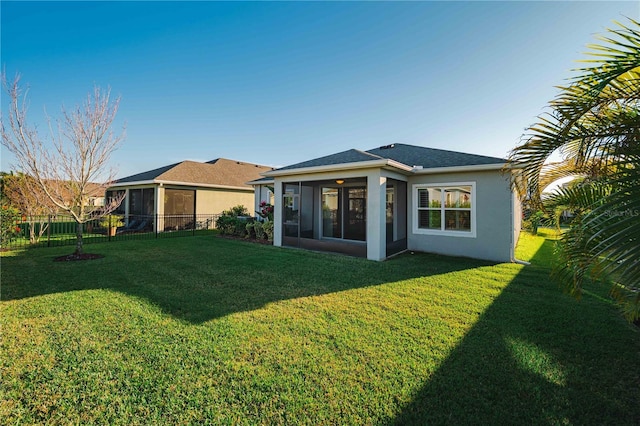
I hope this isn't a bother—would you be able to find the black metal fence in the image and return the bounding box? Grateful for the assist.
[2,213,222,250]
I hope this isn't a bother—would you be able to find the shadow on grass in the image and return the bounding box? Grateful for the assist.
[1,235,491,324]
[390,237,640,425]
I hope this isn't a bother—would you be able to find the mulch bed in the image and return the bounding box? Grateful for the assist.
[217,235,273,245]
[53,253,104,262]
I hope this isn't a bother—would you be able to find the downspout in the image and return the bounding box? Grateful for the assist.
[510,189,531,265]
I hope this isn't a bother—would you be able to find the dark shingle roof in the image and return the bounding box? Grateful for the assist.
[115,163,181,184]
[115,158,273,188]
[365,143,506,169]
[276,149,384,171]
[246,176,274,185]
[272,143,505,173]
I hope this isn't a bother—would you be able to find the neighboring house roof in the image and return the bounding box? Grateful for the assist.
[112,158,274,190]
[43,180,105,200]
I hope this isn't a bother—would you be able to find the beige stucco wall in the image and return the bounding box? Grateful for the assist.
[195,187,255,215]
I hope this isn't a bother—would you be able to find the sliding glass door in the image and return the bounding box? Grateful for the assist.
[321,186,366,242]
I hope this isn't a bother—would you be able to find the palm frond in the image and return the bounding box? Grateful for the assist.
[509,18,640,321]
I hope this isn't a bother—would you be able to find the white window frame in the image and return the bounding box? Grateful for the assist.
[412,182,476,238]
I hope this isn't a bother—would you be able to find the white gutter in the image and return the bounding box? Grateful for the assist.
[510,189,530,265]
[108,180,157,188]
[246,178,275,186]
[108,180,252,191]
[412,163,508,174]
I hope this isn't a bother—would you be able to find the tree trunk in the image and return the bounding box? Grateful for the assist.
[74,221,83,255]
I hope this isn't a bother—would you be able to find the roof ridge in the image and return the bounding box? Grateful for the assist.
[373,143,505,161]
[353,148,385,161]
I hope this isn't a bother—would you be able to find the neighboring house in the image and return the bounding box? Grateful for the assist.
[254,143,522,262]
[85,182,106,207]
[107,158,273,230]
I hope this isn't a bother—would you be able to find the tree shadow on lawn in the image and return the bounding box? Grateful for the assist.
[1,236,491,324]
[390,238,640,425]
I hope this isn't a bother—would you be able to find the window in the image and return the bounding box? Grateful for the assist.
[414,182,475,237]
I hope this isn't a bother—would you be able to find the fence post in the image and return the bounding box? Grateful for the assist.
[47,214,52,247]
[193,212,196,236]
[155,214,158,239]
[108,215,112,242]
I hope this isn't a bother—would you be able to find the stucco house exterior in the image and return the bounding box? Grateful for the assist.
[107,158,273,231]
[254,143,522,262]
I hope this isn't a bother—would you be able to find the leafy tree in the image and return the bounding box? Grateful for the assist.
[1,171,56,243]
[0,200,22,247]
[508,19,640,321]
[1,74,125,255]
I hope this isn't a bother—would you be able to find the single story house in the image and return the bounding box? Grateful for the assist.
[254,143,522,262]
[107,158,273,231]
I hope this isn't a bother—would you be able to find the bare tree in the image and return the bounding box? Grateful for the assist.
[1,74,125,255]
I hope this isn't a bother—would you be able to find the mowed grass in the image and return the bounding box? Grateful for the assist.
[1,231,639,424]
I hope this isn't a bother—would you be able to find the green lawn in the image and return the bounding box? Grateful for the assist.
[1,231,639,424]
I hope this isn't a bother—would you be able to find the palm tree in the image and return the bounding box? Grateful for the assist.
[508,19,640,321]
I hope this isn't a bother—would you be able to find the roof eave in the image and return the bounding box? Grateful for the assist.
[412,163,509,174]
[247,178,275,186]
[263,159,413,177]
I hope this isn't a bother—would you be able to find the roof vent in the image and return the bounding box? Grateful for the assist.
[380,144,395,149]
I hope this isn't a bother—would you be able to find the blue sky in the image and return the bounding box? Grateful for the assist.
[1,1,638,178]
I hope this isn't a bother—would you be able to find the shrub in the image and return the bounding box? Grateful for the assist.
[217,205,252,237]
[233,218,249,237]
[99,214,125,229]
[222,205,249,217]
[263,221,274,241]
[527,210,546,235]
[0,203,22,246]
[215,215,236,235]
[253,221,265,240]
[245,222,255,239]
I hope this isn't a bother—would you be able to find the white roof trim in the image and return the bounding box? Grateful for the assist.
[262,159,515,178]
[263,159,413,177]
[247,178,275,186]
[108,180,157,188]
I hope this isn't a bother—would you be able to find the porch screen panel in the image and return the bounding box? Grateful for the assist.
[322,188,341,238]
[345,187,366,241]
[283,183,300,238]
[106,190,125,215]
[129,188,156,216]
[164,189,195,215]
[143,189,155,215]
